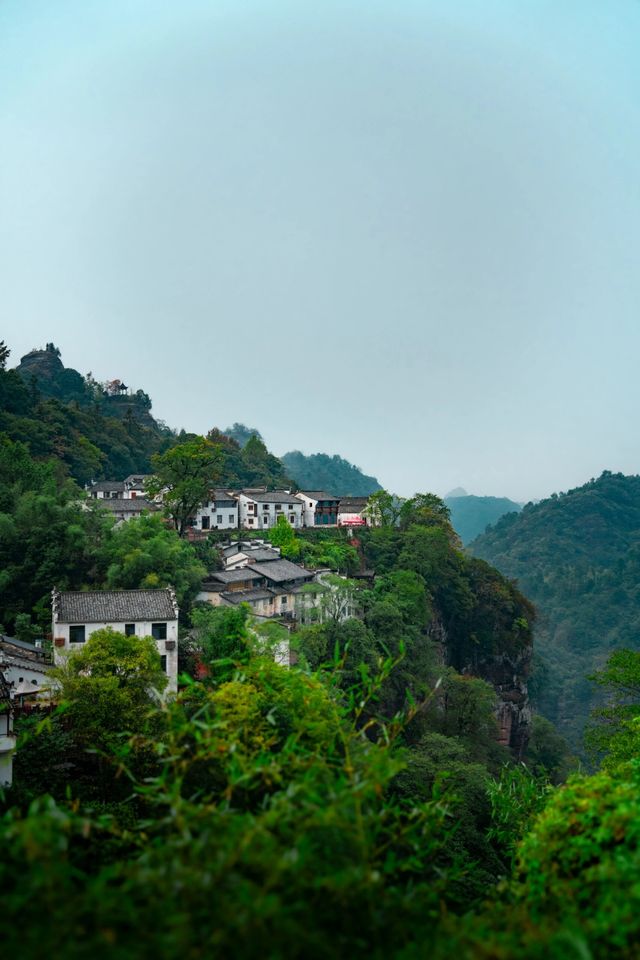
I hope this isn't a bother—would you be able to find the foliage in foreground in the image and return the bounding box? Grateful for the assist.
[4,619,640,958]
[1,640,457,958]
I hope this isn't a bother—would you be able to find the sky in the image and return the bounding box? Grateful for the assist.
[2,0,639,502]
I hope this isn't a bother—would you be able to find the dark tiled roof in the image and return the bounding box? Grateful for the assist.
[239,490,301,505]
[297,491,339,501]
[211,490,238,501]
[97,498,155,512]
[248,560,314,584]
[0,635,46,657]
[208,569,264,584]
[221,589,274,604]
[90,480,126,492]
[53,589,178,623]
[199,582,224,593]
[0,652,51,675]
[246,548,281,562]
[338,497,369,512]
[123,474,152,485]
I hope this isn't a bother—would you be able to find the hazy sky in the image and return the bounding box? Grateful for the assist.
[2,1,639,501]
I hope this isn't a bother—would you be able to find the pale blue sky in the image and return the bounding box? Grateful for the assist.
[2,1,639,500]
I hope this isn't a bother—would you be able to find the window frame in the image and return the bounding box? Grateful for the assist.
[69,624,86,644]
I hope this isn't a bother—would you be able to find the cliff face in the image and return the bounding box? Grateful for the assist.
[18,345,66,389]
[16,345,159,430]
[477,647,531,758]
[429,612,533,759]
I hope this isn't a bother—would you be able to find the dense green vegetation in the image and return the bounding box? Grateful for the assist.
[445,493,522,545]
[471,471,640,752]
[1,343,292,491]
[3,612,638,957]
[5,338,636,957]
[281,449,382,496]
[0,436,206,633]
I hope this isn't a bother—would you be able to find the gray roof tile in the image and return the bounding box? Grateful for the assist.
[97,498,155,512]
[208,569,264,584]
[240,490,301,505]
[53,589,178,623]
[247,560,314,584]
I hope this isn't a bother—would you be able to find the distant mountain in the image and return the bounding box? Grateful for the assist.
[281,451,382,496]
[445,487,469,499]
[471,471,640,753]
[445,494,522,545]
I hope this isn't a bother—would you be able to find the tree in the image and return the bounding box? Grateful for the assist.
[9,628,167,806]
[363,489,403,527]
[222,422,264,448]
[399,493,457,542]
[53,628,167,749]
[95,513,205,610]
[526,715,576,784]
[268,514,302,559]
[0,340,9,370]
[585,648,640,767]
[513,765,640,956]
[191,603,251,680]
[316,573,359,622]
[147,437,222,537]
[0,651,456,959]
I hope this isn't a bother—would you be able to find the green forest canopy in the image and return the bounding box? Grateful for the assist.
[281,449,382,496]
[471,470,640,752]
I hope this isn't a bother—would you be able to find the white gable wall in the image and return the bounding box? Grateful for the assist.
[53,619,178,693]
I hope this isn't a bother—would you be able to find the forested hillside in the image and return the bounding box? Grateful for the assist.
[1,342,291,490]
[6,339,640,956]
[281,450,382,495]
[446,494,522,545]
[471,471,640,751]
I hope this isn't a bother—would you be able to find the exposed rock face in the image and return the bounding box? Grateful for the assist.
[474,648,532,759]
[429,614,532,758]
[16,344,158,429]
[17,344,65,384]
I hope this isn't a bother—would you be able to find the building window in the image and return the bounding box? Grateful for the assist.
[229,514,234,523]
[217,514,223,524]
[201,515,210,530]
[160,655,167,673]
[125,623,135,636]
[152,623,167,640]
[281,596,287,605]
[263,504,269,510]
[69,625,86,644]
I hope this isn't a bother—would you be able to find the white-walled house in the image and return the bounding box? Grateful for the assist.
[337,497,370,527]
[52,588,179,693]
[123,474,153,499]
[221,540,281,569]
[0,671,15,787]
[197,559,315,620]
[87,480,127,500]
[294,491,340,527]
[237,491,304,531]
[190,491,239,531]
[0,636,52,701]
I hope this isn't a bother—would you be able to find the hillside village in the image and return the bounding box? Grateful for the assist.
[0,473,376,786]
[87,475,372,532]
